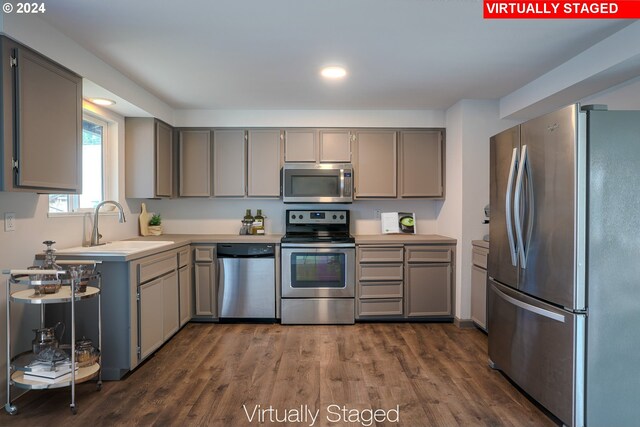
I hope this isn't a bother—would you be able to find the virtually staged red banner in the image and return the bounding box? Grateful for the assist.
[483,0,640,18]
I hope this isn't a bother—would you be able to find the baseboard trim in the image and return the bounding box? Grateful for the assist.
[454,318,476,329]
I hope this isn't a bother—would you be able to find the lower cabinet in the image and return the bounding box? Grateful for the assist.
[139,276,166,360]
[179,265,192,326]
[193,245,218,320]
[356,243,455,320]
[471,242,489,331]
[139,270,179,360]
[405,263,451,317]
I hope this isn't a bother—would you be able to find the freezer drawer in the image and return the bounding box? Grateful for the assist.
[488,280,583,427]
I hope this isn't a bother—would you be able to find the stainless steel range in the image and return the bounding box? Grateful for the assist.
[280,209,355,324]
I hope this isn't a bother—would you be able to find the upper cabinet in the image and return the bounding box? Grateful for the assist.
[399,130,444,198]
[1,36,82,193]
[213,130,246,197]
[353,130,397,198]
[319,130,352,163]
[283,129,316,162]
[125,118,174,198]
[179,130,212,197]
[247,130,281,197]
[283,129,351,163]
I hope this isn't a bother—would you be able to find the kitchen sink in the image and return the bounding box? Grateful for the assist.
[56,240,175,256]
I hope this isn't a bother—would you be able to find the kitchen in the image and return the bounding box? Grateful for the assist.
[1,2,640,426]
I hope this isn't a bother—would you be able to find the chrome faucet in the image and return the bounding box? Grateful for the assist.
[90,200,126,246]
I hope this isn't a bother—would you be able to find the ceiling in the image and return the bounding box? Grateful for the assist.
[41,0,631,111]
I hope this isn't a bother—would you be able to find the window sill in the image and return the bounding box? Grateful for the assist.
[48,211,121,219]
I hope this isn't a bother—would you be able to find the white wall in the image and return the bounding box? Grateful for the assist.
[581,75,640,109]
[440,99,520,321]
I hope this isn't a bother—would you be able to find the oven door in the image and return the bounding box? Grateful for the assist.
[281,246,355,298]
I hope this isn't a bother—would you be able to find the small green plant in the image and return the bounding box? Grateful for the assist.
[149,214,162,226]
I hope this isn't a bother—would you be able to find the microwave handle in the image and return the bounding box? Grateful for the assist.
[340,169,345,197]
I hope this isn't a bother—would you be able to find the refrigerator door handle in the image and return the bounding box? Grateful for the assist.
[514,144,528,268]
[505,147,519,266]
[494,284,565,323]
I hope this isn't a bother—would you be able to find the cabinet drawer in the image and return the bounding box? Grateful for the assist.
[358,246,404,263]
[178,246,191,268]
[472,247,488,269]
[138,252,177,284]
[358,263,403,281]
[405,246,452,263]
[194,246,215,262]
[359,281,403,299]
[358,298,403,317]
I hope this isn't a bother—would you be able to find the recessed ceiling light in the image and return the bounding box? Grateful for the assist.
[90,98,116,106]
[320,66,347,79]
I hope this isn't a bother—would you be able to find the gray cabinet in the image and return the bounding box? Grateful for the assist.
[193,245,217,319]
[1,36,82,193]
[353,130,397,198]
[319,130,351,163]
[139,278,164,360]
[179,130,211,197]
[125,117,174,198]
[248,130,281,197]
[284,129,316,162]
[405,245,453,317]
[471,242,489,331]
[178,245,192,327]
[162,271,179,339]
[399,130,444,198]
[213,130,246,197]
[356,245,404,319]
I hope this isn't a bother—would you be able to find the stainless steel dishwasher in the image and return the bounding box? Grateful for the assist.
[217,243,276,319]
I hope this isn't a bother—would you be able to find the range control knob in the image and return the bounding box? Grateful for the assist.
[340,215,345,220]
[291,215,296,219]
[298,215,303,219]
[332,215,337,220]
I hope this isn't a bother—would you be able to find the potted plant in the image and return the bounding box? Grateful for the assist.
[148,214,162,236]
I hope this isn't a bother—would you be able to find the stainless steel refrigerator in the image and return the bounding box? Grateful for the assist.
[488,104,640,427]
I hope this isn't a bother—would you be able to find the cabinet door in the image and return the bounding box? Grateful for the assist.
[162,271,179,339]
[179,265,192,326]
[405,263,452,317]
[156,121,173,197]
[214,130,246,196]
[319,130,351,163]
[284,129,316,162]
[139,278,164,360]
[353,131,397,198]
[399,130,443,198]
[194,262,216,317]
[14,45,82,192]
[248,130,281,197]
[179,130,211,196]
[471,265,487,330]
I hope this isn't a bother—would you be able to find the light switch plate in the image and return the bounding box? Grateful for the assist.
[4,212,16,232]
[374,209,382,219]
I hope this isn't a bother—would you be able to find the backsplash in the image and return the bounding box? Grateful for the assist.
[140,198,440,236]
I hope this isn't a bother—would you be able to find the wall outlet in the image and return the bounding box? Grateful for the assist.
[374,209,382,219]
[4,212,16,232]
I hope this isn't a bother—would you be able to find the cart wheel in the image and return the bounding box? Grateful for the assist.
[5,404,18,415]
[70,404,77,415]
[97,381,103,391]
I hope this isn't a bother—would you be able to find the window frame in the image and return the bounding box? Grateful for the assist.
[48,110,114,216]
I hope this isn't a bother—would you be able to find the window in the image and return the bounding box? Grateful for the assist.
[48,114,109,213]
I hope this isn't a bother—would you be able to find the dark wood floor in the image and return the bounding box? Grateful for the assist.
[3,323,557,427]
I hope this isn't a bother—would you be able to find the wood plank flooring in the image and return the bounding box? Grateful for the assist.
[2,323,558,427]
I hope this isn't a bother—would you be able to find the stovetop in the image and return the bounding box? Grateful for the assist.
[281,233,355,244]
[282,209,353,244]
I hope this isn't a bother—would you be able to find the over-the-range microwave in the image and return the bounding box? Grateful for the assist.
[282,163,353,203]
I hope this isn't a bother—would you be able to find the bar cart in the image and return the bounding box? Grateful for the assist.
[3,252,103,415]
